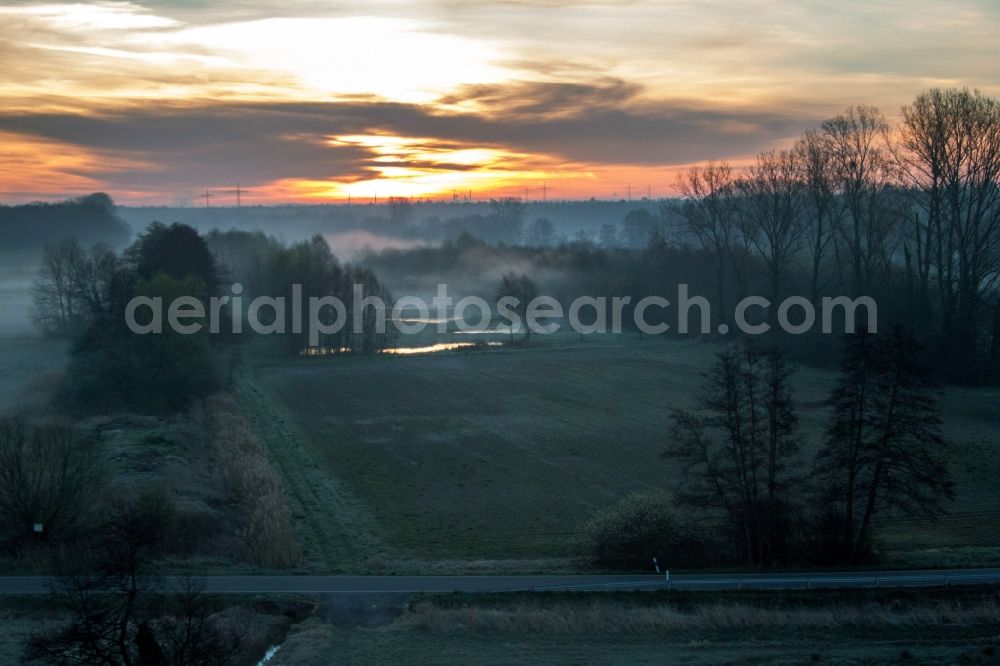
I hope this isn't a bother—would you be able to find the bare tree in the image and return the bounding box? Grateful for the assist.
[599,223,620,249]
[668,341,800,566]
[673,162,745,323]
[525,217,556,247]
[737,149,806,304]
[897,89,1000,381]
[387,196,414,227]
[821,106,901,297]
[794,130,840,304]
[621,209,657,248]
[496,272,538,341]
[25,493,245,665]
[0,420,104,544]
[343,265,395,353]
[489,197,527,245]
[32,239,118,336]
[815,327,954,563]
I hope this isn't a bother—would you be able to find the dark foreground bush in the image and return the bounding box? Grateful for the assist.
[585,492,710,570]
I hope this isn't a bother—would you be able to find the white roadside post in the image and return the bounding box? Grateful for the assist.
[665,569,670,591]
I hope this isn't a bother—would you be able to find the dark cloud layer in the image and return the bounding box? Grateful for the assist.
[0,79,816,194]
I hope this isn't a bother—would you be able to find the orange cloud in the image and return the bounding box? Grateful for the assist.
[0,131,157,201]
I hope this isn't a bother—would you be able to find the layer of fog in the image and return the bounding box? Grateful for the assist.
[117,200,660,245]
[0,264,38,337]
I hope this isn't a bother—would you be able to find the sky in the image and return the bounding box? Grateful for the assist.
[0,0,997,204]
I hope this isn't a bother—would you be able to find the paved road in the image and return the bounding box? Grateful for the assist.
[1,568,999,594]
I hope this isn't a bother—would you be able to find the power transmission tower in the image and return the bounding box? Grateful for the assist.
[201,190,215,207]
[219,184,250,208]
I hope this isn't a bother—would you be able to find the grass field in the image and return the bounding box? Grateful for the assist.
[245,332,1000,571]
[271,588,1000,665]
[274,627,999,665]
[0,335,68,415]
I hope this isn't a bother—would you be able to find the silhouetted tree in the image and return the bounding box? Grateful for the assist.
[32,239,118,336]
[897,88,1000,383]
[24,492,244,665]
[815,327,954,563]
[204,229,281,294]
[129,222,221,295]
[61,224,224,414]
[736,149,805,304]
[667,340,800,566]
[63,272,221,414]
[673,162,746,325]
[822,106,900,297]
[496,272,538,341]
[620,208,657,248]
[489,197,527,244]
[387,197,415,228]
[0,420,104,546]
[343,264,395,353]
[267,234,343,353]
[598,223,620,249]
[525,217,556,247]
[794,130,839,305]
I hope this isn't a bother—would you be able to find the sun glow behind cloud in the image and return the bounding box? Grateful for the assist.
[0,4,513,104]
[168,17,512,104]
[264,133,574,201]
[0,2,177,30]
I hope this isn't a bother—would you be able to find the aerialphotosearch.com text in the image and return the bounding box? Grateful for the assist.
[124,283,877,344]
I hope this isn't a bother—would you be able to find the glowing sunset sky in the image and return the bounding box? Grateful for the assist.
[0,1,998,204]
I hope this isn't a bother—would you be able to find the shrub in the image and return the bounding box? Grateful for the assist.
[584,492,684,570]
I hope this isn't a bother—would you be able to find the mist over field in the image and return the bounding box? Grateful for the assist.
[0,272,35,336]
[2,1,1000,664]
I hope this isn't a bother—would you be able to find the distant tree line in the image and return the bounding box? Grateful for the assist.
[0,193,131,256]
[205,229,395,354]
[360,90,1000,386]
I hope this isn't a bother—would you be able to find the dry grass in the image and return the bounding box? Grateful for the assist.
[206,394,300,569]
[401,597,1000,635]
[271,591,1000,666]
